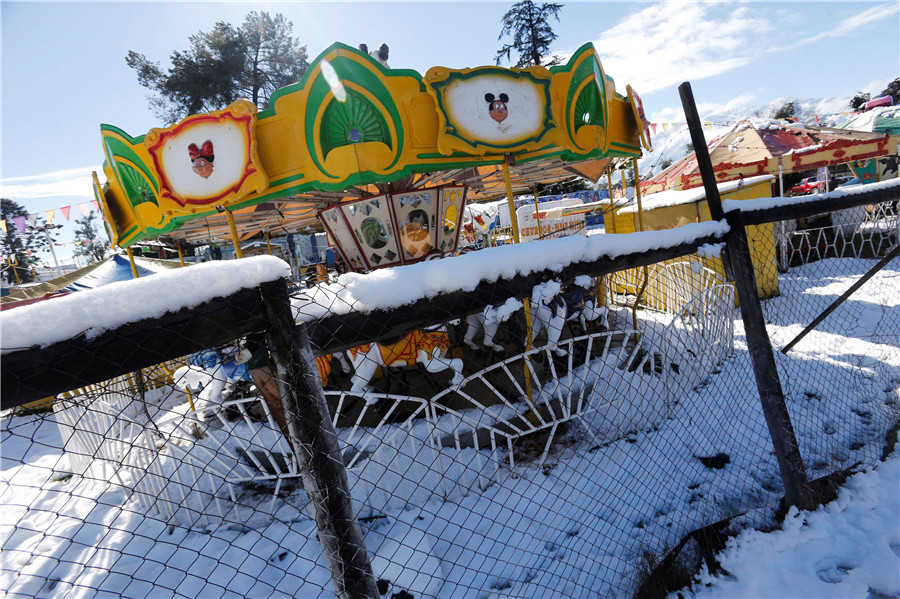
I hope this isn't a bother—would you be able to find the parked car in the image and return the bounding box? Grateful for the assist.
[837,177,862,188]
[787,176,827,196]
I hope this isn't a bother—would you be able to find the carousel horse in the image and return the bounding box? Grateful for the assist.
[530,278,608,356]
[463,297,523,352]
[348,328,464,399]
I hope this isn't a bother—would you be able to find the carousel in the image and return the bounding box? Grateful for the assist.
[72,41,737,526]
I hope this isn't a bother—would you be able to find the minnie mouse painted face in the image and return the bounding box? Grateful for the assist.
[188,141,215,179]
[484,93,509,123]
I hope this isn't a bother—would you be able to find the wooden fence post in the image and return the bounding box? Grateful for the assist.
[679,82,813,509]
[260,280,379,599]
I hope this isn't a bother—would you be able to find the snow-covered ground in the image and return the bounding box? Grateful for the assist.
[675,441,899,598]
[2,250,898,597]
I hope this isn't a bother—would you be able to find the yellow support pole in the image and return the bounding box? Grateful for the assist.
[8,256,21,285]
[176,240,185,266]
[265,230,273,255]
[125,247,140,278]
[224,209,244,259]
[630,157,650,334]
[501,156,536,412]
[532,186,543,240]
[631,157,646,233]
[501,157,522,244]
[605,168,617,234]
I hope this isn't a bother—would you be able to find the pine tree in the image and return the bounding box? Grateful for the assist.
[879,77,900,105]
[495,1,564,68]
[849,92,870,111]
[1,198,43,283]
[775,101,796,120]
[73,212,111,264]
[127,11,309,122]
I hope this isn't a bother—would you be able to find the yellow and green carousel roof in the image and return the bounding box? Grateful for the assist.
[96,41,649,247]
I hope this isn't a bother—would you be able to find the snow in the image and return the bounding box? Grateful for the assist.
[638,94,871,179]
[618,175,774,214]
[0,256,290,353]
[722,178,900,214]
[676,442,900,598]
[292,221,730,319]
[2,255,898,598]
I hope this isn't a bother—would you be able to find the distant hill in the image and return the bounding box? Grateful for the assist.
[637,94,860,178]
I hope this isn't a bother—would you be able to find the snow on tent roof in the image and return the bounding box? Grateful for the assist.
[837,105,900,136]
[1,254,182,304]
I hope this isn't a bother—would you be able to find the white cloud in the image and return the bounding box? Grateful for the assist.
[783,3,899,50]
[0,166,99,200]
[587,1,771,94]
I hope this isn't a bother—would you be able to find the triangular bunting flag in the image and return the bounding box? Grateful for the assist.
[0,220,6,233]
[27,213,38,227]
[704,122,713,133]
[91,200,100,213]
[78,202,92,217]
[662,123,669,133]
[12,216,26,233]
[61,206,71,220]
[650,123,657,134]
[46,209,56,224]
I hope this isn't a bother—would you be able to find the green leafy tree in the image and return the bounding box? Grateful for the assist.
[1,198,45,284]
[495,1,564,68]
[850,91,870,111]
[127,11,309,122]
[879,77,900,105]
[73,212,111,264]
[775,101,796,120]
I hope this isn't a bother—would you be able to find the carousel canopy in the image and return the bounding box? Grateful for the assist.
[648,120,896,191]
[95,41,647,249]
[160,156,616,246]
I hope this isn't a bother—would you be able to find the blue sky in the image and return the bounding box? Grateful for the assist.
[2,0,898,263]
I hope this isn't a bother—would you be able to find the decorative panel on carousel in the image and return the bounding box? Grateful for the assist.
[144,100,268,210]
[390,189,438,262]
[318,206,367,272]
[424,65,560,156]
[340,195,403,270]
[436,186,467,255]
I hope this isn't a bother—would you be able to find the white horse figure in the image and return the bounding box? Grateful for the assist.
[348,328,464,400]
[530,277,608,356]
[463,297,523,352]
[530,280,569,357]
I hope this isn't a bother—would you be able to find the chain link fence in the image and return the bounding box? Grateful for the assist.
[3,187,899,598]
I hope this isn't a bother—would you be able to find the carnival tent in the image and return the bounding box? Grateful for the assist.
[0,253,182,309]
[647,120,896,191]
[838,105,900,135]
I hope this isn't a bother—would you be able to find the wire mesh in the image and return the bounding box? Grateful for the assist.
[2,197,898,598]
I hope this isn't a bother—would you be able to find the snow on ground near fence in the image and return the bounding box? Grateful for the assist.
[678,439,900,598]
[2,256,898,597]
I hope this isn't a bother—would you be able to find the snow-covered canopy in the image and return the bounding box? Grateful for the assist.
[618,175,774,214]
[649,120,894,191]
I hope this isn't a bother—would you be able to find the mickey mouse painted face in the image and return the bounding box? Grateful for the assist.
[484,93,509,123]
